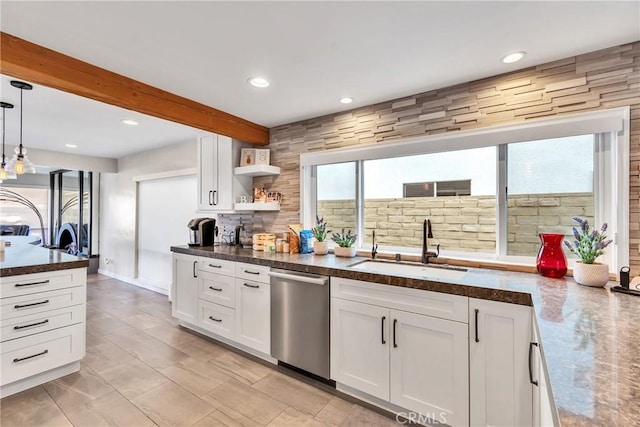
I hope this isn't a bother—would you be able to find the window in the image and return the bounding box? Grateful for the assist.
[301,108,629,272]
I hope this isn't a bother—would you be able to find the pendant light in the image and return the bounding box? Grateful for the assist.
[7,80,36,175]
[0,101,17,182]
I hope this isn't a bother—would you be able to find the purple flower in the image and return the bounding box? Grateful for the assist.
[572,227,581,240]
[601,223,608,233]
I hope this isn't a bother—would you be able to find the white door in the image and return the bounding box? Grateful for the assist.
[470,298,533,427]
[235,279,270,354]
[172,253,198,324]
[213,135,234,211]
[198,134,216,211]
[330,298,390,400]
[390,310,469,427]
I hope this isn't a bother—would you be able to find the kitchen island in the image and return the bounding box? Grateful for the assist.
[0,236,89,397]
[172,245,640,426]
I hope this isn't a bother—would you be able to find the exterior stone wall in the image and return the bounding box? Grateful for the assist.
[217,42,639,273]
[317,193,593,255]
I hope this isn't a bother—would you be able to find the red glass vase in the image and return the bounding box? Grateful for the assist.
[536,233,567,278]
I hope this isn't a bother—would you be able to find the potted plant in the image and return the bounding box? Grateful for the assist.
[312,216,331,255]
[331,229,357,257]
[564,217,612,287]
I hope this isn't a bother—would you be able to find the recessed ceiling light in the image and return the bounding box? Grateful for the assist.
[122,119,139,126]
[339,97,353,104]
[501,51,526,64]
[65,144,77,148]
[248,77,270,88]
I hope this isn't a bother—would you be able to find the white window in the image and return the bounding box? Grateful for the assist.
[301,108,629,272]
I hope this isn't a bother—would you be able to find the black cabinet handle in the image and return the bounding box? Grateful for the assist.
[243,270,260,275]
[208,286,222,292]
[15,279,50,288]
[393,319,398,348]
[529,342,539,386]
[208,264,222,269]
[209,190,213,206]
[193,260,197,278]
[381,316,386,344]
[14,319,49,330]
[14,299,50,309]
[208,316,222,323]
[14,349,48,363]
[213,190,218,206]
[474,309,479,343]
[243,283,260,288]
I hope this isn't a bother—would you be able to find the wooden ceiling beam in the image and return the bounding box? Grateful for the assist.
[0,32,269,145]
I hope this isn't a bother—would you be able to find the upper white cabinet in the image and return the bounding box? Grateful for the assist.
[469,298,533,427]
[198,134,251,212]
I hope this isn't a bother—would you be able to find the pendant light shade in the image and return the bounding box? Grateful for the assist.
[0,101,17,182]
[7,80,35,175]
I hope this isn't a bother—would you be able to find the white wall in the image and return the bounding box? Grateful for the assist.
[99,140,197,282]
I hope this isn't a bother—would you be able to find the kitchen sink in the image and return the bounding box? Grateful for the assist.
[348,259,468,281]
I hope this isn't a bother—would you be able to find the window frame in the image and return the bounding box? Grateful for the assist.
[300,107,630,272]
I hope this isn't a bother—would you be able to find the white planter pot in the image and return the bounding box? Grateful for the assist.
[573,262,609,287]
[313,241,329,255]
[334,246,356,258]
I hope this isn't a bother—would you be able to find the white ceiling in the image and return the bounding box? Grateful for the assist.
[1,1,639,159]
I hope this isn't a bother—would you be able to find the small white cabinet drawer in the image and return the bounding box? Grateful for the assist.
[198,300,235,339]
[1,305,86,342]
[198,272,236,308]
[1,287,86,321]
[331,277,468,323]
[235,262,270,284]
[1,268,86,299]
[1,323,85,386]
[199,258,235,276]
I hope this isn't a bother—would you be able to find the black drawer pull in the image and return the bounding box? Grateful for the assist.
[243,283,260,288]
[474,309,479,343]
[208,316,222,322]
[381,316,386,344]
[14,319,49,330]
[208,264,222,269]
[209,286,223,292]
[529,342,539,386]
[243,270,260,275]
[393,319,398,348]
[15,279,50,288]
[14,299,50,309]
[13,349,48,363]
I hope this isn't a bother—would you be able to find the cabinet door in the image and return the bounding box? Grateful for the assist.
[213,135,234,211]
[235,279,270,354]
[172,253,198,324]
[198,135,216,211]
[532,320,557,427]
[330,298,390,400]
[470,298,533,427]
[390,310,469,427]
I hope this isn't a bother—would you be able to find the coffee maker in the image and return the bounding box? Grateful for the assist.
[188,218,217,246]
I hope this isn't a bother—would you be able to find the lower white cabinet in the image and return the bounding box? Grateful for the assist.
[198,299,235,339]
[235,279,270,354]
[469,298,533,427]
[172,253,198,324]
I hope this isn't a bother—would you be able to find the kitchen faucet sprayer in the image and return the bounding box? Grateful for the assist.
[421,219,440,264]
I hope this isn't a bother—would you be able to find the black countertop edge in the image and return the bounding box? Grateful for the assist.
[1,259,90,277]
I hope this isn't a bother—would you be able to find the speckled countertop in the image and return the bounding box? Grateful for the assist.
[0,236,89,277]
[172,245,640,426]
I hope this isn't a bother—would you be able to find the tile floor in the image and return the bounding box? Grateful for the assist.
[1,274,401,427]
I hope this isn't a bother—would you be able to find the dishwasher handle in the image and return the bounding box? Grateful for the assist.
[268,271,328,286]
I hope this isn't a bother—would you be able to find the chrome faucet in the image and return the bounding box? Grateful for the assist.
[421,219,440,264]
[371,230,378,259]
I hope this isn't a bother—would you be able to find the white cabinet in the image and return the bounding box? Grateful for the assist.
[469,298,533,427]
[235,279,270,354]
[331,278,469,426]
[172,253,198,324]
[198,134,251,212]
[532,319,558,427]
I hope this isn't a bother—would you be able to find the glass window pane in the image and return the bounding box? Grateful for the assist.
[0,186,49,244]
[363,147,496,254]
[507,135,594,256]
[316,162,357,243]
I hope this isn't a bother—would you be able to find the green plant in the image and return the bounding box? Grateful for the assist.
[331,229,357,248]
[311,216,331,242]
[564,216,612,264]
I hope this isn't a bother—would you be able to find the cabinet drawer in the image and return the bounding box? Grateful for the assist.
[1,287,86,321]
[331,277,468,323]
[1,268,86,299]
[198,300,235,339]
[1,323,85,386]
[1,305,86,342]
[236,262,270,284]
[198,272,236,308]
[199,258,235,276]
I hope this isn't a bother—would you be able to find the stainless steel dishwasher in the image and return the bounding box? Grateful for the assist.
[269,269,330,379]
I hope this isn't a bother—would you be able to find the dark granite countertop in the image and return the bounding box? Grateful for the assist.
[0,236,89,277]
[171,245,640,426]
